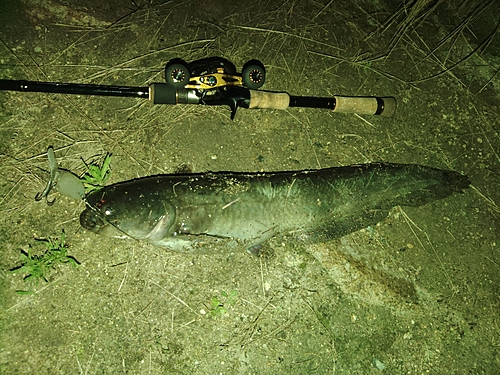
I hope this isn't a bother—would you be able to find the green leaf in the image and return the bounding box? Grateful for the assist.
[10,230,80,291]
[81,153,112,194]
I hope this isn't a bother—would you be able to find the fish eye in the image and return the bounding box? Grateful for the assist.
[103,206,114,216]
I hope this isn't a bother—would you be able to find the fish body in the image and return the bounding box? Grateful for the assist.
[80,163,470,253]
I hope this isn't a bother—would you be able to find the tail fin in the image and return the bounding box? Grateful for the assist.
[382,164,470,208]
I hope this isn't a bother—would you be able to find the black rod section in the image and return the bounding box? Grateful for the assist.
[288,95,335,110]
[0,79,150,98]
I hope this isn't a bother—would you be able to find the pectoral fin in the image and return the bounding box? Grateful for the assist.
[291,209,390,244]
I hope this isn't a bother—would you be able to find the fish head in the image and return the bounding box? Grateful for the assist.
[79,206,130,238]
[80,186,177,241]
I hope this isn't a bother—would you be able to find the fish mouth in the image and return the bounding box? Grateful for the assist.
[80,207,104,232]
[79,201,175,241]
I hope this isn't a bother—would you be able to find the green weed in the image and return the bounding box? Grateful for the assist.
[10,230,80,292]
[81,153,112,194]
[209,290,238,318]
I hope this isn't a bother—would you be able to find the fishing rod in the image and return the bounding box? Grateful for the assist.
[0,56,396,119]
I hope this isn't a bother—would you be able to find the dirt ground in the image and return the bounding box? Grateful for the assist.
[0,0,499,374]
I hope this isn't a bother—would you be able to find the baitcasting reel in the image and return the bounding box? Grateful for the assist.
[164,57,266,90]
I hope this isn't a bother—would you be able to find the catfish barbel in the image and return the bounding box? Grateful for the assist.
[79,163,470,254]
